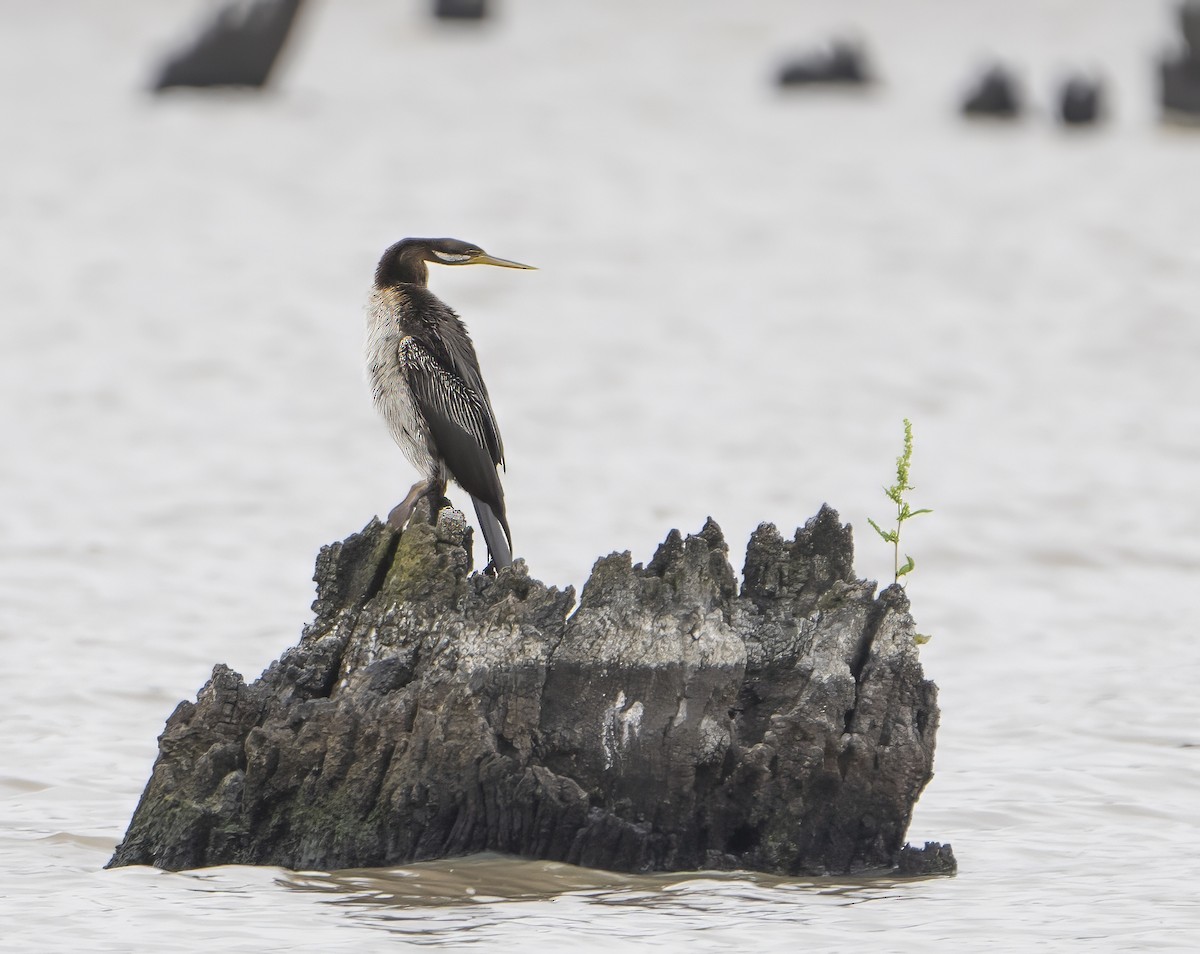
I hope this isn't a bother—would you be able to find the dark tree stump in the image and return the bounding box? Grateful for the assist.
[1161,2,1200,121]
[108,503,952,877]
[152,0,305,91]
[961,64,1022,118]
[1059,75,1104,125]
[777,39,874,87]
[434,0,488,20]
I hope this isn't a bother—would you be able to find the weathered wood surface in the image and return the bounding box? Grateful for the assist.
[109,503,952,877]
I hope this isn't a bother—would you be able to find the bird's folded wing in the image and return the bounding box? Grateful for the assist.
[399,337,506,510]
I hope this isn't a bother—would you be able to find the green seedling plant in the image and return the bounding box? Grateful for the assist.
[868,418,932,587]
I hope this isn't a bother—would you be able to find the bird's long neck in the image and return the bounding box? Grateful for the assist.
[375,243,429,287]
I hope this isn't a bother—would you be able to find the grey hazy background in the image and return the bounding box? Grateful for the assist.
[1,2,1197,950]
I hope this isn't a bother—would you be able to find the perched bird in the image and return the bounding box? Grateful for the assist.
[366,237,534,572]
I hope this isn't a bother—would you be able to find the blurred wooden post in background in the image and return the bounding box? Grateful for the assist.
[153,0,306,91]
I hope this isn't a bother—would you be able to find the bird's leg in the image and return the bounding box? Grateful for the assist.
[424,477,451,525]
[387,477,451,531]
[387,478,437,530]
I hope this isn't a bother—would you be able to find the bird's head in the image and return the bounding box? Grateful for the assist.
[375,237,535,287]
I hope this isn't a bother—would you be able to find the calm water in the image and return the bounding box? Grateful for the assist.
[2,1,1198,950]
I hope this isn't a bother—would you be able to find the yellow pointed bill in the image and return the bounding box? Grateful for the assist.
[471,252,536,270]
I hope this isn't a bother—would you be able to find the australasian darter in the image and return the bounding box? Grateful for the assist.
[365,237,534,572]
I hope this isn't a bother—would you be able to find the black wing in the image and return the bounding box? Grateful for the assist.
[399,336,507,520]
[403,287,505,469]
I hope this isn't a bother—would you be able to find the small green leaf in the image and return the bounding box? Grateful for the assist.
[871,419,932,587]
[913,633,932,645]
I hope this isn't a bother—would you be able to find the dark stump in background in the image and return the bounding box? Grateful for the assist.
[434,0,489,20]
[108,502,953,878]
[1058,74,1105,125]
[152,0,305,91]
[1161,2,1200,121]
[777,39,874,87]
[960,64,1022,118]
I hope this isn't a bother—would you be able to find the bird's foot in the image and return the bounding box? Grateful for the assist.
[386,501,414,531]
[387,479,450,531]
[425,493,452,524]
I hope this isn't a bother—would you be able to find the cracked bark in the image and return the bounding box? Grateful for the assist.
[108,502,953,876]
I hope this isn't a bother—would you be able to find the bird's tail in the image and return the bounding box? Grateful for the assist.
[472,496,512,571]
